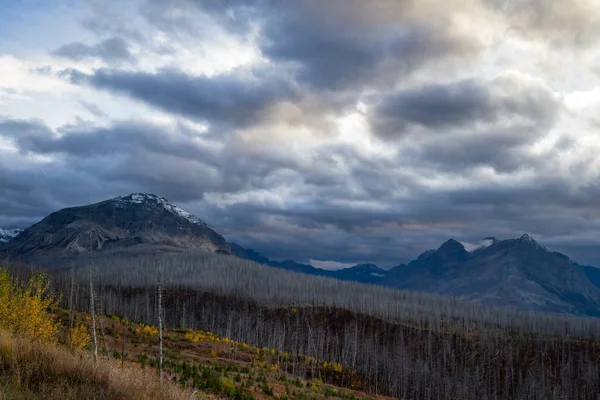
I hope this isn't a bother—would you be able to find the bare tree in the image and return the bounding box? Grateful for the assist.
[88,225,98,365]
[157,261,163,380]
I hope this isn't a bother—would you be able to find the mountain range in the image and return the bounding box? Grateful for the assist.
[2,193,600,316]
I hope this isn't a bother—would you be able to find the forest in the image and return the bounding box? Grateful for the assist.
[35,251,600,399]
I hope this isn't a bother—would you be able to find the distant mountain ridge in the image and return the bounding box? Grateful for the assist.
[230,243,387,284]
[2,193,600,316]
[232,235,600,316]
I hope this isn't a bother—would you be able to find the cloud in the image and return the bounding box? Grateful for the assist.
[309,259,356,270]
[484,0,600,48]
[3,0,600,268]
[79,101,107,118]
[180,0,482,90]
[51,37,136,64]
[60,67,298,129]
[371,73,560,138]
[2,113,600,266]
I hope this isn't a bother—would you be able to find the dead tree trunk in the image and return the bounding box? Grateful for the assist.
[157,264,163,380]
[89,225,98,365]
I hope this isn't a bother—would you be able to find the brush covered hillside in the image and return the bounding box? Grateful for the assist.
[5,194,600,398]
[1,193,231,266]
[0,267,194,400]
[0,265,391,400]
[50,252,600,400]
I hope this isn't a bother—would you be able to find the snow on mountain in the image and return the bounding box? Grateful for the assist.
[459,238,495,253]
[518,233,550,251]
[0,228,22,243]
[113,193,207,227]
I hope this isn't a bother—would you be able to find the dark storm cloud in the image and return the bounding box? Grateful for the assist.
[60,67,298,128]
[259,17,473,90]
[4,0,600,267]
[0,116,302,203]
[51,37,136,64]
[141,0,481,90]
[371,75,560,138]
[2,114,600,266]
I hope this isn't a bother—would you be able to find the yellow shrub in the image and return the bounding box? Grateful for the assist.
[142,325,158,336]
[69,323,91,350]
[0,268,59,345]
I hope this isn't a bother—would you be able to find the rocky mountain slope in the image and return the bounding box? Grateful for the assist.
[1,193,230,265]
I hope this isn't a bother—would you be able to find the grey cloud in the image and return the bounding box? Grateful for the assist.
[0,116,301,200]
[140,0,481,90]
[371,76,560,138]
[51,37,136,64]
[60,67,298,128]
[2,115,600,266]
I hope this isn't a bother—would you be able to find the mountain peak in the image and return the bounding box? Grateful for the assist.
[3,193,230,265]
[439,238,464,251]
[459,237,496,253]
[111,193,207,227]
[437,239,469,261]
[519,233,536,242]
[516,233,551,252]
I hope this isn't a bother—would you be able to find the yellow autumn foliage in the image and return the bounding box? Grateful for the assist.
[0,268,59,345]
[142,325,158,336]
[69,322,91,350]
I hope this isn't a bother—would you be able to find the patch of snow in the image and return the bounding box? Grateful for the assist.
[370,273,385,277]
[459,238,495,253]
[0,228,22,243]
[113,193,207,227]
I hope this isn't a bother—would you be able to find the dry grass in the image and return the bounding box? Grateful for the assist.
[0,331,199,400]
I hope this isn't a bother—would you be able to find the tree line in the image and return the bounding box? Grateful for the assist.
[47,251,600,399]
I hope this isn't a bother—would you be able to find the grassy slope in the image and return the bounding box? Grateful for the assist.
[0,331,200,400]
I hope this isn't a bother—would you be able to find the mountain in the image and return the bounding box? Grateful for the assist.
[385,234,600,316]
[231,243,386,283]
[0,228,22,244]
[328,263,387,284]
[233,235,600,316]
[1,193,231,266]
[4,193,600,315]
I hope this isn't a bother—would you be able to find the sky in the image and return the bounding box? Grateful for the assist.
[1,0,600,268]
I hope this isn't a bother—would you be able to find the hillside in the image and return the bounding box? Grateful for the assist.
[49,253,600,400]
[0,332,194,400]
